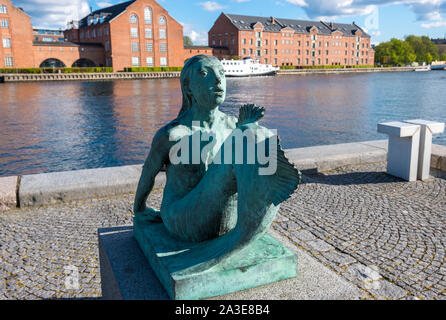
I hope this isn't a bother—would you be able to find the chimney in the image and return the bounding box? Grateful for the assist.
[271,17,275,24]
[330,22,334,29]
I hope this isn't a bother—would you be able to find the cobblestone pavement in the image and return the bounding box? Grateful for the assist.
[0,162,445,300]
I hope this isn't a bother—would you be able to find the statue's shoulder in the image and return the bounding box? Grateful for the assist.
[219,111,238,129]
[161,118,192,142]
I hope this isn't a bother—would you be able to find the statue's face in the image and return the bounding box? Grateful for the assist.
[189,58,226,109]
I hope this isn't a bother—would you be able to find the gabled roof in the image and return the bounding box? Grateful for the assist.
[223,13,370,37]
[78,0,136,28]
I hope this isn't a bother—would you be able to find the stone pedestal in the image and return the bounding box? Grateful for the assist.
[378,121,421,182]
[98,226,366,300]
[133,220,298,300]
[404,120,445,181]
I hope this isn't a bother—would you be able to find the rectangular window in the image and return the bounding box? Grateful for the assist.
[1,19,8,28]
[98,28,102,37]
[159,29,166,39]
[0,5,7,14]
[146,42,153,52]
[105,41,110,52]
[2,38,11,48]
[131,42,139,52]
[131,27,138,38]
[4,57,13,67]
[145,28,152,39]
[160,57,167,66]
[160,43,167,52]
[132,57,140,67]
[146,57,153,67]
[104,27,109,36]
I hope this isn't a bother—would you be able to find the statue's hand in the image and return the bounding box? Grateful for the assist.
[237,104,265,127]
[134,207,162,224]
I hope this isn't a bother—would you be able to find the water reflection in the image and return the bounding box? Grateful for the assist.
[0,71,445,176]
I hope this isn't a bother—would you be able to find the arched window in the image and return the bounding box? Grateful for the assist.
[159,16,166,26]
[39,58,66,68]
[144,8,152,24]
[130,14,138,24]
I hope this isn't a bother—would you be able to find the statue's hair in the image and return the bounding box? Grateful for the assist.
[179,55,220,116]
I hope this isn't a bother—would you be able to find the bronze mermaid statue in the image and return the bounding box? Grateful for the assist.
[134,55,301,273]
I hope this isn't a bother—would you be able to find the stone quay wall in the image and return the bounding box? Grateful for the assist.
[0,67,428,83]
[0,71,181,82]
[277,66,423,75]
[1,140,445,210]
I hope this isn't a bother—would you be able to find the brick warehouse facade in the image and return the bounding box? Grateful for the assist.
[209,13,375,67]
[1,0,185,70]
[65,0,184,71]
[0,0,105,68]
[0,0,34,68]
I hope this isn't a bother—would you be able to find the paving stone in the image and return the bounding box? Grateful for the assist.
[306,239,334,252]
[1,161,446,299]
[322,251,357,267]
[292,229,317,241]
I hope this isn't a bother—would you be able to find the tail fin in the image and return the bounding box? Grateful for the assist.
[237,104,265,127]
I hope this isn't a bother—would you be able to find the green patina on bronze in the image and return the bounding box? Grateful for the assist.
[133,55,301,300]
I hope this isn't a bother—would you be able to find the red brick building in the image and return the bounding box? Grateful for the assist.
[209,13,375,67]
[0,0,105,68]
[65,0,185,71]
[184,45,213,60]
[0,0,34,68]
[33,29,65,43]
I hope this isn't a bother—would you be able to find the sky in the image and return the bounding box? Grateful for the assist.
[12,0,446,45]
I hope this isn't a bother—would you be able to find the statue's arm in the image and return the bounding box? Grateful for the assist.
[133,129,169,219]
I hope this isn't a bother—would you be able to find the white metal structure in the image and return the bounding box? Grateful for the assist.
[221,58,279,77]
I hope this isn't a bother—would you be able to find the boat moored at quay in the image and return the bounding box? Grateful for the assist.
[221,58,280,77]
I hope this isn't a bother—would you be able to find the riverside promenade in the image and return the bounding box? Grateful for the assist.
[1,140,446,300]
[0,66,425,83]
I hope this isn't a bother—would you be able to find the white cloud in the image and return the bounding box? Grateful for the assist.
[285,0,446,22]
[197,1,227,12]
[96,2,113,8]
[421,20,446,27]
[14,0,91,28]
[181,22,208,45]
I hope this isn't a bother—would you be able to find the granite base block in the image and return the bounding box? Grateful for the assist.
[98,226,365,300]
[132,221,298,300]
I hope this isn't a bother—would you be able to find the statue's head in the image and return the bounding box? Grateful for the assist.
[179,55,226,115]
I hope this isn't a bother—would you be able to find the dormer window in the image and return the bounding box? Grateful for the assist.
[88,16,94,25]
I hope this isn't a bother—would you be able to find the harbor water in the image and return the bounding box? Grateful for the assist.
[0,71,445,176]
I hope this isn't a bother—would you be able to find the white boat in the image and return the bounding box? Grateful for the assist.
[221,57,279,77]
[414,66,431,72]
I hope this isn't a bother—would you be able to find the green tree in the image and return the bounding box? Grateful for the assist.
[424,52,433,64]
[440,53,446,61]
[405,35,439,63]
[184,36,193,46]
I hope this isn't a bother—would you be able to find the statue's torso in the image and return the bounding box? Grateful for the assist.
[160,113,237,206]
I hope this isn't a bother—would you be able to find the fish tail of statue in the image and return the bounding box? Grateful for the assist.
[182,117,302,274]
[230,133,302,251]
